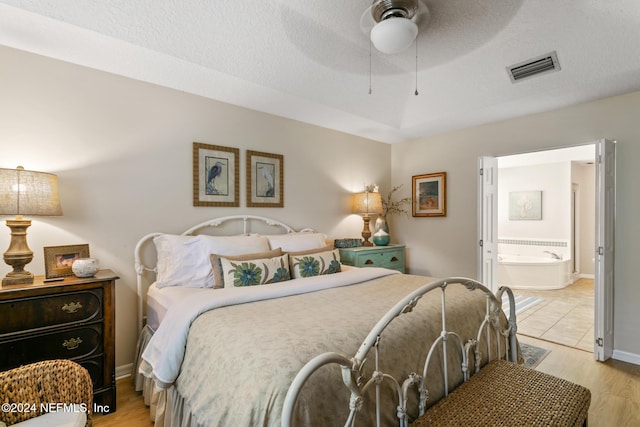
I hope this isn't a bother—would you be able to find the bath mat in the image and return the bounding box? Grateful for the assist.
[502,295,543,316]
[519,342,551,369]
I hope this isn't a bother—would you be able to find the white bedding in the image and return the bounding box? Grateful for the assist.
[139,266,399,388]
[146,283,212,331]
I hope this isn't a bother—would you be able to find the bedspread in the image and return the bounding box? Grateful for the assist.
[143,272,508,426]
[140,266,398,387]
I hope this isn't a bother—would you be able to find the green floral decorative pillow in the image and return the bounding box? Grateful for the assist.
[220,254,291,287]
[289,249,341,279]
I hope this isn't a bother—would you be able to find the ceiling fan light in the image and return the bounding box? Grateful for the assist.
[370,17,418,54]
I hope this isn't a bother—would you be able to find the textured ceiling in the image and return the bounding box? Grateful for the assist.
[1,0,640,143]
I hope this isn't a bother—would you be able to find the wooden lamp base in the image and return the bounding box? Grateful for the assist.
[361,214,373,247]
[2,218,34,286]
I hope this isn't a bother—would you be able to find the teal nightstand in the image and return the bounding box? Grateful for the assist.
[339,245,405,273]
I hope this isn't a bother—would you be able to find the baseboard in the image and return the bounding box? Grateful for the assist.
[578,273,595,279]
[116,363,133,380]
[613,349,640,366]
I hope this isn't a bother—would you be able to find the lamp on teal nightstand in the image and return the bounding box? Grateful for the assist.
[0,166,63,285]
[352,191,382,247]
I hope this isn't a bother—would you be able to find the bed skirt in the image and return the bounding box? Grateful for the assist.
[133,326,159,421]
[134,325,203,427]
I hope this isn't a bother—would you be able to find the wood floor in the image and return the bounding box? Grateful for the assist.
[94,336,640,427]
[92,380,152,427]
[518,336,640,427]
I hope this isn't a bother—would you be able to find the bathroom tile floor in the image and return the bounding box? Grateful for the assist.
[508,278,594,352]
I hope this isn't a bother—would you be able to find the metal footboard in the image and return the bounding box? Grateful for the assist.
[281,277,518,427]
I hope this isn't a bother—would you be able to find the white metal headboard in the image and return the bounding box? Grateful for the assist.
[134,215,314,330]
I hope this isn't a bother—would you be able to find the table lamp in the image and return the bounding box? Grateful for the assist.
[352,191,382,246]
[0,166,62,285]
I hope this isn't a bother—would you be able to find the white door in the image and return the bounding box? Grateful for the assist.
[595,139,616,361]
[477,157,498,291]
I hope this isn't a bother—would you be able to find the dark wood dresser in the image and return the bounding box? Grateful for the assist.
[0,269,117,413]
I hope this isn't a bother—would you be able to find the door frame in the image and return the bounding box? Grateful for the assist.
[594,139,615,360]
[477,139,615,361]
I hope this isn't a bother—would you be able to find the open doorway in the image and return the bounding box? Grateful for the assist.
[496,145,595,351]
[478,140,615,361]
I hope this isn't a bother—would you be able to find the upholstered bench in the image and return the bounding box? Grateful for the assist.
[411,359,591,427]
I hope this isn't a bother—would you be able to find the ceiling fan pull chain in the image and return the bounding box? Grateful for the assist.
[369,38,373,95]
[414,36,419,96]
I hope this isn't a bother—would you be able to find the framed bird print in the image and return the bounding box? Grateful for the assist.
[246,150,283,207]
[193,142,239,207]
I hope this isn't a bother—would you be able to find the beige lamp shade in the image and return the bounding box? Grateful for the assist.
[0,166,62,217]
[1,166,62,286]
[352,191,382,247]
[352,191,383,215]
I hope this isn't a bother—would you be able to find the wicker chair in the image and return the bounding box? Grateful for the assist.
[0,359,93,427]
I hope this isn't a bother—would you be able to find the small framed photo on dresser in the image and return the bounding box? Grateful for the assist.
[44,244,90,278]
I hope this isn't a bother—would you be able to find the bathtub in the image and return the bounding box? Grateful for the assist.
[497,254,572,290]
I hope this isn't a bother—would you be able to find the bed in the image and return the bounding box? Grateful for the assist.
[133,215,518,426]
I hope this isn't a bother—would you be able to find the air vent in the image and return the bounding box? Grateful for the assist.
[507,51,560,83]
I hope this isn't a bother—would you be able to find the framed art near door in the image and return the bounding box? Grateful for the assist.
[412,172,446,217]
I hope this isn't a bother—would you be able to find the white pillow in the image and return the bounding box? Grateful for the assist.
[289,249,342,279]
[220,254,290,287]
[265,232,327,252]
[154,234,206,289]
[154,233,271,288]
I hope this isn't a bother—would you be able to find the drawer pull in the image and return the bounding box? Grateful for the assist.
[390,257,399,262]
[62,302,83,314]
[364,259,374,265]
[62,337,83,350]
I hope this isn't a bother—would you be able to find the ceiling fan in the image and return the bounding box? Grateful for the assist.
[360,0,431,54]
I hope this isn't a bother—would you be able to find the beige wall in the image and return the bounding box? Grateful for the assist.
[0,46,391,370]
[2,43,638,368]
[392,90,640,361]
[572,163,596,277]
